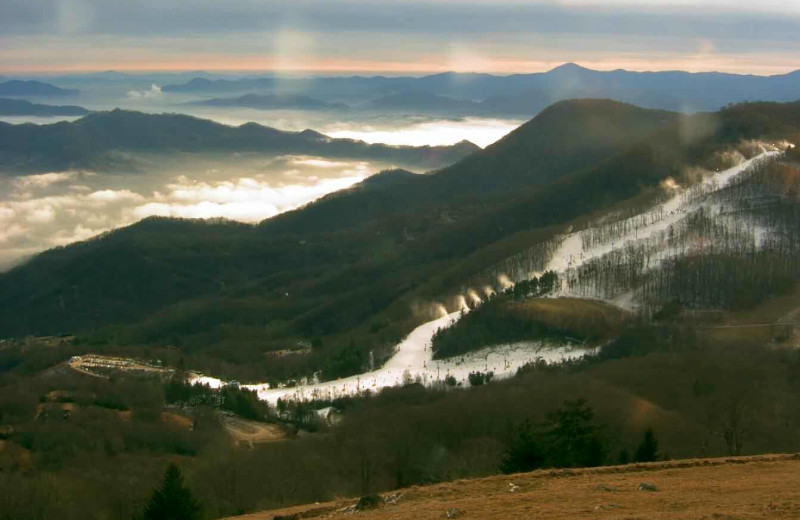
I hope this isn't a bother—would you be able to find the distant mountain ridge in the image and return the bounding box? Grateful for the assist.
[362,91,483,113]
[163,76,278,93]
[0,98,89,116]
[0,109,480,173]
[192,93,348,111]
[2,99,798,383]
[0,80,79,97]
[262,99,680,235]
[161,63,800,115]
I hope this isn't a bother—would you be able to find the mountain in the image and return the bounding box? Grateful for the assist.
[362,91,482,113]
[0,109,480,173]
[5,99,800,386]
[431,99,678,191]
[356,168,418,189]
[261,100,680,235]
[162,76,278,93]
[0,80,79,97]
[5,99,798,384]
[162,75,410,97]
[193,93,348,110]
[161,64,800,115]
[0,97,90,116]
[475,64,800,112]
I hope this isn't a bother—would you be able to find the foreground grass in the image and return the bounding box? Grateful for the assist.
[230,454,800,520]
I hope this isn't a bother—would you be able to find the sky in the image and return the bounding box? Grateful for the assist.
[1,0,799,75]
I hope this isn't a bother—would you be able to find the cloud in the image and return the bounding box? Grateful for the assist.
[87,189,145,202]
[0,155,378,270]
[132,201,281,222]
[0,223,26,242]
[126,84,162,99]
[327,118,523,148]
[25,206,57,224]
[1,1,799,74]
[0,207,15,222]
[290,158,356,168]
[50,224,102,247]
[133,173,366,222]
[12,171,80,190]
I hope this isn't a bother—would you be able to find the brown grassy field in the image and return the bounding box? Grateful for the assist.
[161,411,193,430]
[226,454,800,520]
[222,416,286,445]
[704,286,800,348]
[508,297,629,339]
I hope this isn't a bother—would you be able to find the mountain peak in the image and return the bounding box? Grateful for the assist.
[547,62,590,74]
[451,139,481,151]
[358,168,417,189]
[298,128,326,139]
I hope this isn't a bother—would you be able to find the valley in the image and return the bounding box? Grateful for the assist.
[2,97,800,520]
[3,2,800,519]
[186,145,793,402]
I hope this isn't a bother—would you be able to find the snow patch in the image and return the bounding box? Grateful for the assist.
[190,312,589,404]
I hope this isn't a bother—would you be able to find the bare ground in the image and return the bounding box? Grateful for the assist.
[508,297,629,339]
[222,416,285,445]
[226,454,800,520]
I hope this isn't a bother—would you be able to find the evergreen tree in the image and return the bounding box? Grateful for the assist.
[617,448,630,465]
[500,420,545,474]
[542,399,605,467]
[141,464,201,520]
[633,428,659,463]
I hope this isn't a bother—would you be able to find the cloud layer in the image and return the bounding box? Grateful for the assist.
[1,0,798,74]
[0,156,374,271]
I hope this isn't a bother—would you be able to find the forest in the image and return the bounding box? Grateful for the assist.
[3,323,800,519]
[2,100,800,520]
[2,101,800,387]
[435,148,799,357]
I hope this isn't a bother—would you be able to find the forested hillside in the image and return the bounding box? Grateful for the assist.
[0,109,479,173]
[262,99,679,235]
[4,340,800,519]
[2,99,800,520]
[1,100,799,383]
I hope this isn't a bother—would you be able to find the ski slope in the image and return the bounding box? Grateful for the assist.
[190,150,781,403]
[190,311,588,404]
[545,150,781,303]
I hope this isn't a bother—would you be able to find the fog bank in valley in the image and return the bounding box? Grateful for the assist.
[0,154,387,271]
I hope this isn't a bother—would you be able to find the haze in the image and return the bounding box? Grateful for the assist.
[1,0,799,270]
[2,0,799,74]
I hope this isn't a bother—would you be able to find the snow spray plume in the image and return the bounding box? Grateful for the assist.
[467,289,482,305]
[659,177,680,191]
[713,149,746,171]
[497,274,512,289]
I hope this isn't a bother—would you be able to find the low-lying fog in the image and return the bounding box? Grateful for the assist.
[0,154,392,271]
[0,105,521,149]
[325,117,520,148]
[1,75,524,147]
[0,76,523,270]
